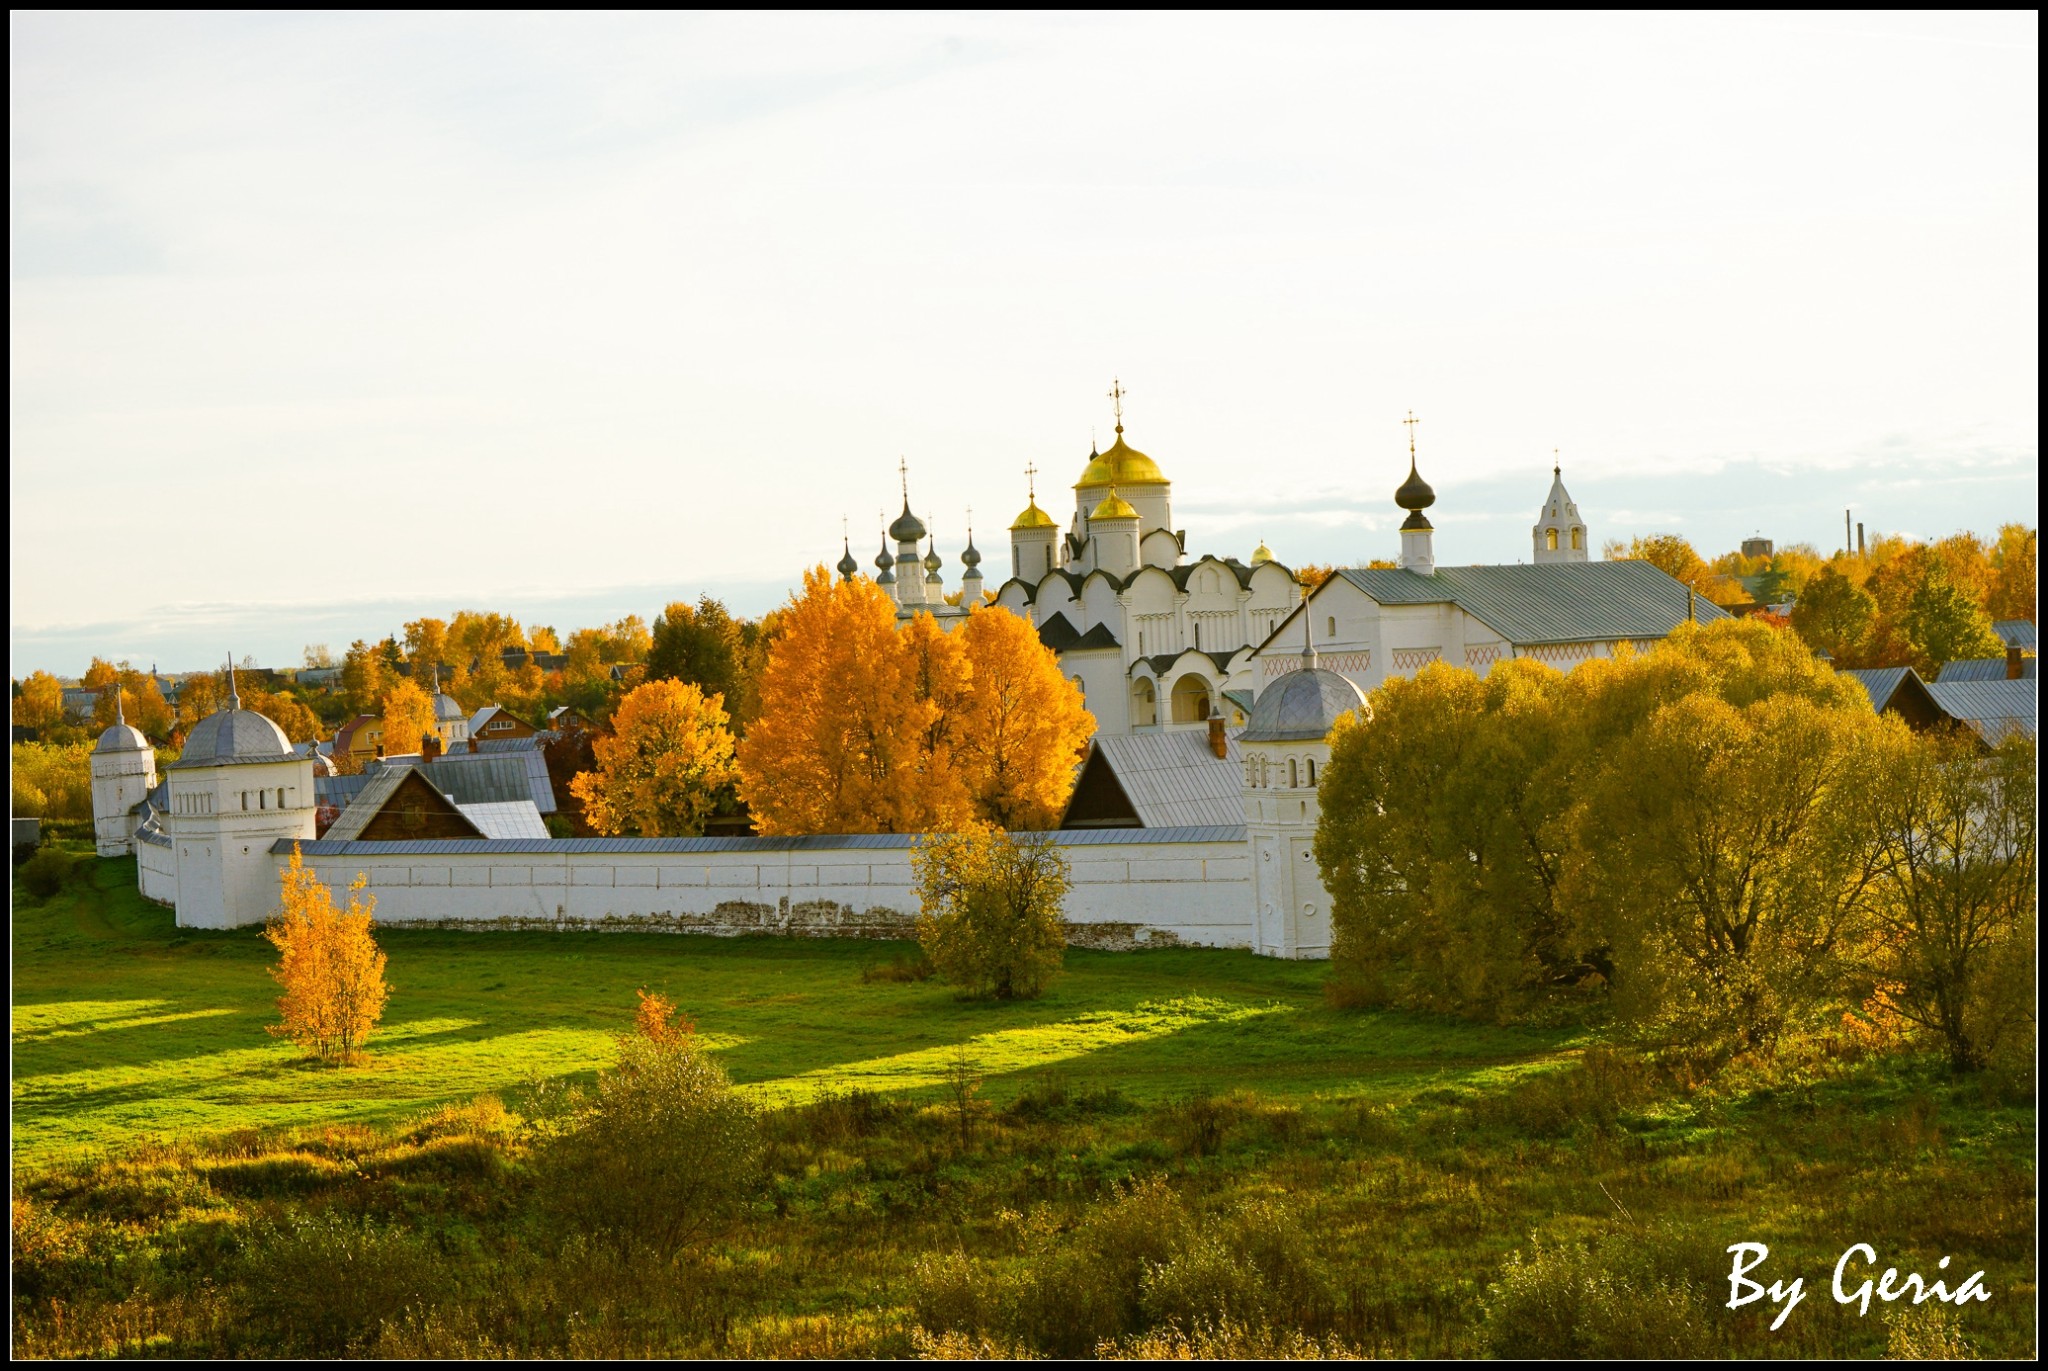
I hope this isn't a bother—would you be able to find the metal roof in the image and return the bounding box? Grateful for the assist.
[1993,621,2038,651]
[1240,666,1370,741]
[315,773,372,806]
[320,768,418,841]
[457,800,551,839]
[1840,667,1913,712]
[1081,732,1245,828]
[1330,561,1731,646]
[418,752,538,807]
[1037,613,1081,651]
[1071,621,1121,650]
[1925,678,2037,745]
[272,824,1248,857]
[169,708,295,769]
[1936,657,2036,683]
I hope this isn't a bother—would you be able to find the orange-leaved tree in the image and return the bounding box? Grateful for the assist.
[379,678,437,756]
[266,845,389,1063]
[569,678,738,837]
[953,604,1094,829]
[737,567,939,834]
[12,670,66,733]
[900,610,975,827]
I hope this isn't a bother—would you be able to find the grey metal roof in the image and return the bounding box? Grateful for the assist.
[1330,561,1731,646]
[1222,689,1254,716]
[1138,650,1237,678]
[459,743,556,812]
[1083,732,1245,828]
[1937,657,2037,683]
[315,773,371,806]
[457,800,551,839]
[1993,621,2038,651]
[433,691,466,721]
[1926,678,2037,745]
[94,720,149,753]
[468,705,506,734]
[320,768,417,841]
[1840,667,1913,712]
[1239,666,1369,742]
[418,752,537,807]
[273,824,1248,857]
[169,708,295,769]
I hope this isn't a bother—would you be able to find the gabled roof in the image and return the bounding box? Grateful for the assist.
[1993,620,2037,651]
[322,767,486,842]
[1936,657,2036,683]
[1037,613,1081,651]
[1071,622,1121,650]
[1061,731,1244,829]
[1840,667,1914,712]
[1325,561,1731,646]
[1925,678,2037,745]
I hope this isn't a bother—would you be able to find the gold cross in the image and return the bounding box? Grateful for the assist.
[1403,410,1420,458]
[1108,377,1126,433]
[1024,462,1037,500]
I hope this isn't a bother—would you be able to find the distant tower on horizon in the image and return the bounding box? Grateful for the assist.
[1532,452,1589,563]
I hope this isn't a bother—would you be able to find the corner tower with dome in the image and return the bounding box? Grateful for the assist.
[1238,616,1368,959]
[121,664,318,929]
[90,688,158,857]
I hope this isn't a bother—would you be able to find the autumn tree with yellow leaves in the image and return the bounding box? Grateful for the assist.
[953,605,1096,830]
[738,568,939,834]
[378,678,438,757]
[570,678,739,837]
[266,845,390,1064]
[737,570,1091,835]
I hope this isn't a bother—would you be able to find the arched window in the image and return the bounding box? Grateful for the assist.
[1328,616,1336,638]
[259,789,268,810]
[1071,675,1086,700]
[1546,528,1559,551]
[1132,678,1158,727]
[1193,621,1201,650]
[1289,757,1299,787]
[1307,758,1316,784]
[1170,675,1211,723]
[241,792,250,811]
[1571,528,1583,550]
[278,788,287,809]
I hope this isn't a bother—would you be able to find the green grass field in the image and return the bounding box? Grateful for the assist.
[12,851,1568,1167]
[10,848,2037,1359]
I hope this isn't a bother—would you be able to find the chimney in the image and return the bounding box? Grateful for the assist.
[422,733,442,761]
[1857,522,1865,557]
[467,738,478,754]
[2009,645,2024,680]
[375,743,384,759]
[1207,714,1227,760]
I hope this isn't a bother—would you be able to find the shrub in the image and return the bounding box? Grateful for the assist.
[1479,1226,1722,1359]
[238,1214,443,1356]
[1098,1320,1366,1360]
[541,1020,762,1254]
[859,949,935,983]
[19,845,76,899]
[913,822,1069,1000]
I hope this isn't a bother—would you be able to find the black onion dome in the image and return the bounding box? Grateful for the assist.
[1395,458,1436,511]
[961,536,982,569]
[837,540,859,578]
[889,501,927,543]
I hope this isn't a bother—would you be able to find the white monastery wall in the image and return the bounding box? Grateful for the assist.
[276,830,1254,950]
[138,835,178,904]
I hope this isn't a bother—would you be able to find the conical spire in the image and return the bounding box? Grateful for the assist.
[226,655,240,710]
[114,684,126,726]
[1301,604,1319,669]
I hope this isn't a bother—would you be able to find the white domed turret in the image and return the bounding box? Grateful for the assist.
[429,667,468,745]
[1533,456,1588,563]
[161,662,316,929]
[1239,614,1368,959]
[91,688,158,857]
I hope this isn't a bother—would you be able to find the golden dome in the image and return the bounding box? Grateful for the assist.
[1010,499,1058,531]
[1075,434,1167,490]
[1090,489,1139,520]
[1251,541,1274,565]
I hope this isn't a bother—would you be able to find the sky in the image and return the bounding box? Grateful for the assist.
[10,11,2038,677]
